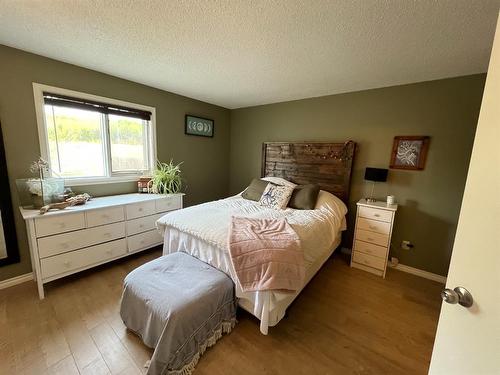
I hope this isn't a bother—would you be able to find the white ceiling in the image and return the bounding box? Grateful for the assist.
[0,1,499,109]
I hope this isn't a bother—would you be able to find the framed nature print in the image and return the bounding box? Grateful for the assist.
[185,115,214,137]
[390,136,430,170]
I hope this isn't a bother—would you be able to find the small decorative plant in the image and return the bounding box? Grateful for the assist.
[20,157,64,208]
[150,160,184,194]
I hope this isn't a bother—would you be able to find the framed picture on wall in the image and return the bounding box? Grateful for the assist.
[390,136,430,170]
[185,115,214,137]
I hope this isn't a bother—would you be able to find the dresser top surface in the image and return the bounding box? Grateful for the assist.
[20,193,184,220]
[357,199,398,211]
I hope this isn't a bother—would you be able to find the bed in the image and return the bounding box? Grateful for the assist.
[157,141,356,334]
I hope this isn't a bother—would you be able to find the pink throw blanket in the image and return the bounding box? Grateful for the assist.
[228,216,305,292]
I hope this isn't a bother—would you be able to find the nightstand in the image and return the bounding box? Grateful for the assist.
[350,199,397,278]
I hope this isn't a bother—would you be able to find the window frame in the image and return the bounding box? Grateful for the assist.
[33,83,157,186]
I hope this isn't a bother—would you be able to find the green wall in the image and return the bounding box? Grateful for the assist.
[0,43,485,281]
[0,45,230,281]
[230,75,485,276]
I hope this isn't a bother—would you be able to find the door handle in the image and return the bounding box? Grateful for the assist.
[441,286,473,308]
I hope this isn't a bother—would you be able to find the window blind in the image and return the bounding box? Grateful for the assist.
[43,92,151,121]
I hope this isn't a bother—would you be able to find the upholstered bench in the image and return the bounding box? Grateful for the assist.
[120,252,237,375]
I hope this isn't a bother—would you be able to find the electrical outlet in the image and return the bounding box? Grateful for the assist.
[401,240,413,250]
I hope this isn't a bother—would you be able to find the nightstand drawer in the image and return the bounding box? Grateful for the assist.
[357,217,391,235]
[354,240,387,259]
[356,229,389,247]
[352,251,385,271]
[358,206,393,222]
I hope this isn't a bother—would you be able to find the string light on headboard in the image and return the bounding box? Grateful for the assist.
[303,140,355,161]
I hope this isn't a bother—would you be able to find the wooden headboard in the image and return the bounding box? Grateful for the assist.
[261,141,356,203]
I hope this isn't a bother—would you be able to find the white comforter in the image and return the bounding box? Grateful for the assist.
[156,191,347,334]
[157,191,347,266]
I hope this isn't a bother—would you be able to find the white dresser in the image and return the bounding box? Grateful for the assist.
[20,193,183,299]
[350,199,397,278]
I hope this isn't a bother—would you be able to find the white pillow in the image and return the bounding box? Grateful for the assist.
[315,190,348,216]
[261,176,297,188]
[259,183,294,209]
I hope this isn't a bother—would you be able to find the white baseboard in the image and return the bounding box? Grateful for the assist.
[388,263,447,284]
[0,273,33,290]
[342,247,446,284]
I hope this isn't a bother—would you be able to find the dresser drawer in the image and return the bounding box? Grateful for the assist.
[358,206,393,223]
[37,222,126,258]
[40,239,127,280]
[357,217,391,235]
[155,196,182,213]
[126,213,163,236]
[352,251,386,271]
[354,240,387,259]
[126,201,156,219]
[127,229,162,253]
[356,229,389,247]
[86,206,125,228]
[35,212,86,237]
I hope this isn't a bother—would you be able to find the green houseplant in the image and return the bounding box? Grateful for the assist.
[150,160,184,194]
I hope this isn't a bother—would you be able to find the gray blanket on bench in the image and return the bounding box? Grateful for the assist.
[120,252,237,375]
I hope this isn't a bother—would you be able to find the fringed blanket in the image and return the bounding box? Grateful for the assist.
[120,252,237,375]
[228,216,305,292]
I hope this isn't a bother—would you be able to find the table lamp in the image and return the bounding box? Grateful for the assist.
[364,167,388,202]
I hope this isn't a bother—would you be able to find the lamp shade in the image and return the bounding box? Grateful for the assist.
[364,167,388,182]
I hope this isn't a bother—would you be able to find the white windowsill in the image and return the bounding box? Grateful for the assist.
[64,176,142,187]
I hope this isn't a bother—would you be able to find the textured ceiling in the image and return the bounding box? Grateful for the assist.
[0,1,499,109]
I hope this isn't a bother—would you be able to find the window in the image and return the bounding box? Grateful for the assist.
[34,84,156,185]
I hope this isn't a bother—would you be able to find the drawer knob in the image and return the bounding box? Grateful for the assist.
[138,208,143,212]
[140,240,145,244]
[364,259,370,265]
[139,224,144,228]
[374,214,380,217]
[369,225,376,230]
[60,242,69,249]
[63,261,71,267]
[103,233,111,237]
[367,237,374,241]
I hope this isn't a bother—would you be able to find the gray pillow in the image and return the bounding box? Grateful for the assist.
[288,184,320,209]
[241,179,270,201]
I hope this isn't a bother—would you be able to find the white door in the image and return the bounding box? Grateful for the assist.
[428,13,500,375]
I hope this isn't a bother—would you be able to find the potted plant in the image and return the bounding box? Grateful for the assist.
[150,160,184,194]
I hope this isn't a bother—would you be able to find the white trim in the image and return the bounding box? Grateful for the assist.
[32,83,157,184]
[344,246,447,283]
[0,273,33,290]
[64,175,141,187]
[388,263,447,284]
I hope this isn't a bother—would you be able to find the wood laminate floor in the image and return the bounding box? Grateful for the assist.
[0,248,442,375]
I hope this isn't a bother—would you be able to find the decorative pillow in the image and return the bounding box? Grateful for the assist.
[241,179,270,201]
[288,184,320,210]
[261,176,297,188]
[259,183,294,209]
